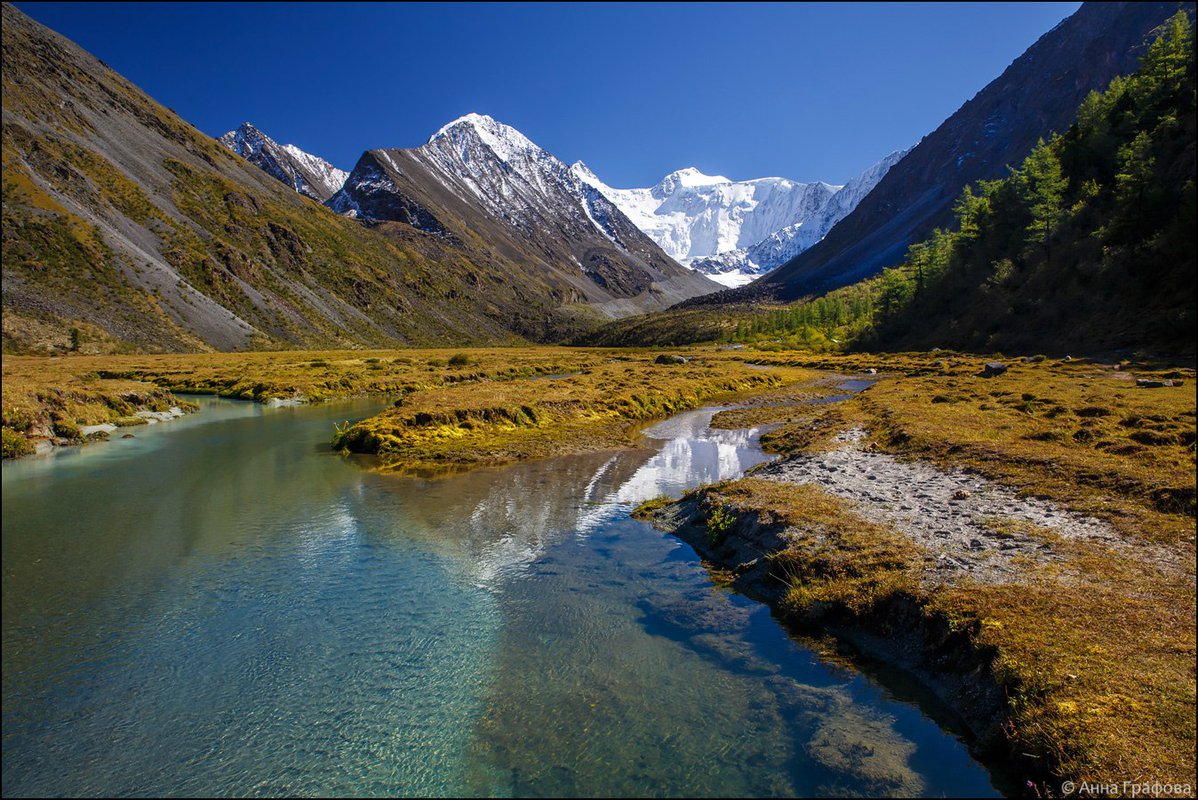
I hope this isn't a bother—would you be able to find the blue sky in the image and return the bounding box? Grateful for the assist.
[17,2,1080,186]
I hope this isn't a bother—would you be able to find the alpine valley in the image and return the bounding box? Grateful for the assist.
[2,2,1196,799]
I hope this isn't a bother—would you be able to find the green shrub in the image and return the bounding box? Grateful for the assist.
[2,427,34,459]
[51,417,81,441]
[706,505,736,547]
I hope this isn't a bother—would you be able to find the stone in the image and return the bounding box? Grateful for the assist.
[654,354,688,365]
[981,362,1007,377]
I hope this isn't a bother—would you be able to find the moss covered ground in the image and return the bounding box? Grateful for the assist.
[638,352,1195,791]
[1,346,820,462]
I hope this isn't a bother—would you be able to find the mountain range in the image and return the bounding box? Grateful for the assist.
[322,112,715,317]
[1,2,715,353]
[219,123,348,203]
[572,151,906,287]
[2,1,1187,354]
[221,117,905,291]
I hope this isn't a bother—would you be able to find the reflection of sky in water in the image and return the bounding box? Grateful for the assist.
[446,407,773,588]
[3,397,998,798]
[578,408,769,535]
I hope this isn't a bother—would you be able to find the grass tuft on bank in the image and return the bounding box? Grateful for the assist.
[332,354,821,471]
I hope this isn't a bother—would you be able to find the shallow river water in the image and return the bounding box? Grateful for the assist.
[2,396,999,797]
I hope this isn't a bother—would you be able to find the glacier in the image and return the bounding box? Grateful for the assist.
[573,148,909,286]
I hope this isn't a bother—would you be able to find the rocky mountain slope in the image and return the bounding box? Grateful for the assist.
[0,5,715,353]
[326,113,717,317]
[573,151,905,287]
[691,0,1188,305]
[219,122,347,202]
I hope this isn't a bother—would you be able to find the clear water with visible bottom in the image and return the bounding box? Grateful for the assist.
[2,396,999,797]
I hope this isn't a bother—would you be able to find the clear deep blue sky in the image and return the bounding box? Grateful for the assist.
[16,1,1080,186]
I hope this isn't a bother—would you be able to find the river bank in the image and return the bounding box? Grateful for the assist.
[1,348,604,459]
[6,345,1193,792]
[2,392,1001,797]
[636,355,1196,795]
[2,346,823,464]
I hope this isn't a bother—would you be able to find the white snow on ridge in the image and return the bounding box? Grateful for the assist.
[220,122,348,201]
[280,143,349,197]
[406,113,650,262]
[574,147,910,284]
[430,113,541,166]
[706,270,758,288]
[323,110,908,290]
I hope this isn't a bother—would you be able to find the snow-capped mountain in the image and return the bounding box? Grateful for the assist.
[687,149,909,283]
[327,114,717,316]
[219,122,348,202]
[573,150,908,287]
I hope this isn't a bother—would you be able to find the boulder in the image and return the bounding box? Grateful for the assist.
[981,362,1007,377]
[654,354,689,365]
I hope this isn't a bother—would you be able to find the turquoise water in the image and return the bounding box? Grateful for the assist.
[2,397,999,797]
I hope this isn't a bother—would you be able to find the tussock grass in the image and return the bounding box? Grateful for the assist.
[2,357,194,456]
[333,354,819,471]
[2,346,822,461]
[677,475,1195,789]
[766,355,1195,545]
[663,353,1196,789]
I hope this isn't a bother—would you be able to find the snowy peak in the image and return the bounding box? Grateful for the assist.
[219,121,269,157]
[570,160,604,187]
[427,112,541,165]
[326,113,716,311]
[580,148,910,287]
[654,167,731,196]
[219,122,348,202]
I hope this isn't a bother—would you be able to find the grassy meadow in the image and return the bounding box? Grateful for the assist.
[637,352,1195,789]
[1,346,821,463]
[5,344,1195,788]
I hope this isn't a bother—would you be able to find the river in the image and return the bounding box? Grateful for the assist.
[2,395,999,797]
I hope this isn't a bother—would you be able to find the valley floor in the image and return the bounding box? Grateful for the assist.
[3,345,1194,793]
[639,352,1196,794]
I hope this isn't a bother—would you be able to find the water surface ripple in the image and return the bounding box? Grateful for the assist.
[2,397,998,797]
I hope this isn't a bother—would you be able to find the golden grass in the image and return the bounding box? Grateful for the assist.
[667,475,1195,789]
[334,354,823,471]
[763,355,1196,545]
[1,346,823,462]
[2,357,194,456]
[650,353,1196,789]
[706,377,851,429]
